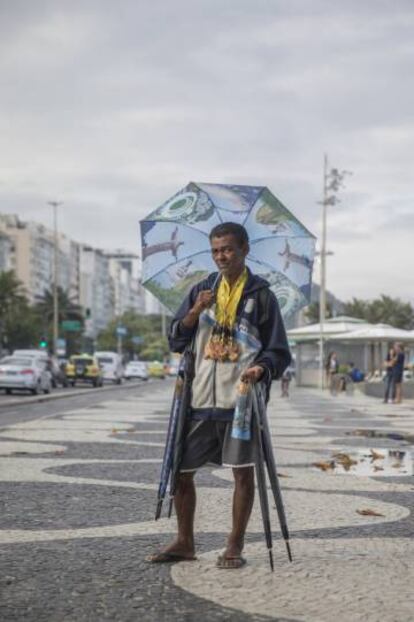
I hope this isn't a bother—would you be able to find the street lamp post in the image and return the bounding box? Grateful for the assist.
[318,157,350,389]
[48,201,63,356]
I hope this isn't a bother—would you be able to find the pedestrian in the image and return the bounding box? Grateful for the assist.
[147,222,291,569]
[281,366,292,397]
[392,342,405,404]
[383,346,396,403]
[326,351,339,394]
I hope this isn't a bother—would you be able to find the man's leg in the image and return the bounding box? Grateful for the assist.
[148,472,196,560]
[223,466,255,559]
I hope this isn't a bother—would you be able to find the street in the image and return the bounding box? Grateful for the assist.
[1,381,413,622]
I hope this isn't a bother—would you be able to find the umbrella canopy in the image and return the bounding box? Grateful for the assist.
[140,182,316,317]
[329,323,414,342]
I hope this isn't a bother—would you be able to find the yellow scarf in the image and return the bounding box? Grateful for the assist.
[215,268,248,328]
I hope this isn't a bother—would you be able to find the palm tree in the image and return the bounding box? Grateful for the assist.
[0,271,33,353]
[0,271,28,321]
[34,287,83,324]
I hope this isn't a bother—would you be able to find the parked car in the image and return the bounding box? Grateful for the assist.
[124,361,148,381]
[12,349,67,388]
[95,351,124,384]
[13,349,48,362]
[0,355,52,395]
[65,354,103,387]
[147,361,166,379]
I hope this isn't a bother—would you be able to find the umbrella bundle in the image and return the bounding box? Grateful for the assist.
[252,383,292,567]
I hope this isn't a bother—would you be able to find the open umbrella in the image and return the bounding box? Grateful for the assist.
[140,182,316,318]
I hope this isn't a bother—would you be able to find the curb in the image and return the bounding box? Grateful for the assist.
[0,379,154,410]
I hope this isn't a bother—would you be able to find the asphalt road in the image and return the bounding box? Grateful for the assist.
[0,379,157,427]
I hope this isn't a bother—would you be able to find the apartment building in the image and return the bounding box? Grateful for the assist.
[106,252,145,316]
[0,213,150,335]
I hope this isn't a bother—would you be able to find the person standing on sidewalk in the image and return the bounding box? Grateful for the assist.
[383,346,396,403]
[281,366,293,397]
[326,351,339,395]
[147,222,290,569]
[392,342,405,404]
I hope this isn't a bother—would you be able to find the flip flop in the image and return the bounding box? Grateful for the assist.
[216,554,247,569]
[145,552,197,564]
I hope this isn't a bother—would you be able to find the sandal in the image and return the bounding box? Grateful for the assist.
[216,554,246,569]
[146,551,197,563]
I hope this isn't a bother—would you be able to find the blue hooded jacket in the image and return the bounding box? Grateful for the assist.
[169,269,291,419]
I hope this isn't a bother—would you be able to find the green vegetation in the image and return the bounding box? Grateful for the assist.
[304,295,414,330]
[305,302,333,324]
[96,310,169,360]
[343,295,414,330]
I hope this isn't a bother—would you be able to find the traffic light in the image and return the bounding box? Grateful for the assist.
[39,339,48,349]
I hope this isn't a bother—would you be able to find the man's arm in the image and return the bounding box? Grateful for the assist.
[168,284,215,353]
[254,291,291,381]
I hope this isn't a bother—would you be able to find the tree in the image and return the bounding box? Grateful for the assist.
[96,310,169,359]
[343,295,414,329]
[0,271,41,352]
[34,287,84,354]
[34,287,83,323]
[0,271,28,320]
[305,301,332,324]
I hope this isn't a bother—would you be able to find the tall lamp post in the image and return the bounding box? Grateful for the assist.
[48,201,63,355]
[319,157,350,389]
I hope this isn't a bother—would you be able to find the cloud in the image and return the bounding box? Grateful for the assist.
[0,0,413,303]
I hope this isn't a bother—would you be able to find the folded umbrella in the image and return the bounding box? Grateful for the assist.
[252,384,293,563]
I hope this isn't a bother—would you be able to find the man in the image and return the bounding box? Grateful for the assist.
[148,222,291,568]
[392,342,405,404]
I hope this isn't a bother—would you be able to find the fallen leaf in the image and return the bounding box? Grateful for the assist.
[373,466,384,472]
[54,450,65,455]
[392,462,402,468]
[357,509,385,517]
[312,461,335,472]
[332,453,358,470]
[370,449,385,461]
[278,472,292,478]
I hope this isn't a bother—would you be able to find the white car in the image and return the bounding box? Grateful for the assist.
[0,356,52,395]
[95,351,124,384]
[124,361,148,381]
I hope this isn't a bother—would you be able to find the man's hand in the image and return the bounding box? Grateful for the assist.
[181,290,215,328]
[192,290,215,315]
[241,365,265,384]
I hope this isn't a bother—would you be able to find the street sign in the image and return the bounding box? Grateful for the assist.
[131,336,144,345]
[116,325,128,336]
[61,320,82,332]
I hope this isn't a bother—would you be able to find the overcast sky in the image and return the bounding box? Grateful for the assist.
[1,0,413,303]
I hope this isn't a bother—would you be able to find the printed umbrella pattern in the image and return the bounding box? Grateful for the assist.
[140,182,316,317]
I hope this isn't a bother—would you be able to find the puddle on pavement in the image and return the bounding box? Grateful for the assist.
[346,429,414,443]
[313,448,413,477]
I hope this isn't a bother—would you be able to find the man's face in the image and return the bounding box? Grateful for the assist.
[210,234,248,279]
